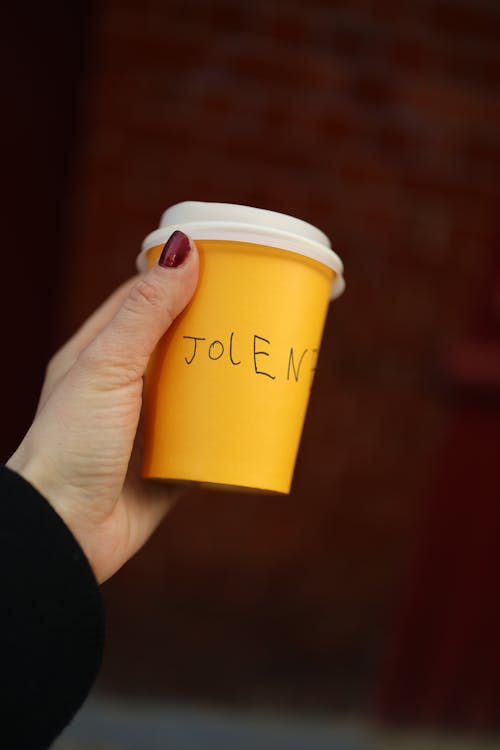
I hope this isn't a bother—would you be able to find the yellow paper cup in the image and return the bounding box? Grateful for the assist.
[137,202,345,494]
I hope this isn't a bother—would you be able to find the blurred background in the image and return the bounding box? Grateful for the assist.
[2,0,500,747]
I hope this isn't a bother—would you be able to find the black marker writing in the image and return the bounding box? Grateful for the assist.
[209,340,224,360]
[183,336,206,364]
[287,347,308,382]
[182,331,316,383]
[229,331,241,365]
[253,335,276,380]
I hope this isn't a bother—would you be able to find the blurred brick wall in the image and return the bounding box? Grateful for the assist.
[0,3,94,461]
[63,0,500,718]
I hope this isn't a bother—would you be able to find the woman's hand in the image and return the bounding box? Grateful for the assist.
[7,231,198,584]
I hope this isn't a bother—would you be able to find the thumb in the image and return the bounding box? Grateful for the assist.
[77,231,199,388]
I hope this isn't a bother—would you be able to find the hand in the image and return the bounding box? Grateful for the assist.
[7,231,199,583]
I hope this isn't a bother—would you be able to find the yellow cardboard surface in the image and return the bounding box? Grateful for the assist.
[142,239,334,493]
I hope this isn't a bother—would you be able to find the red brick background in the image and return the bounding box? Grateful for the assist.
[0,2,93,458]
[5,0,500,731]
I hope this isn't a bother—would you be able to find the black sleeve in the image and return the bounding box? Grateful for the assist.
[0,465,105,749]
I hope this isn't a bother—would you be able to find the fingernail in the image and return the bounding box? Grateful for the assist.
[158,230,192,268]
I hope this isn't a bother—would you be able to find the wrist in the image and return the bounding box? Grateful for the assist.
[6,451,102,581]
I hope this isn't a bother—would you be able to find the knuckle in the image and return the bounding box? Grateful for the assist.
[126,278,164,312]
[76,342,144,390]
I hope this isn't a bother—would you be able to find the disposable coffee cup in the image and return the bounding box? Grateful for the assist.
[137,201,345,494]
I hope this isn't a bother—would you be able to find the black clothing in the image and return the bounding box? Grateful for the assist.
[0,465,104,749]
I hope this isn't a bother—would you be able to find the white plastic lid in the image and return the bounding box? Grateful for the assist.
[137,201,345,299]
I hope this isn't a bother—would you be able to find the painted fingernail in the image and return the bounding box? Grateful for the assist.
[158,230,192,268]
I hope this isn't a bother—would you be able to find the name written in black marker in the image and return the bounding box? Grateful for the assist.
[182,332,319,383]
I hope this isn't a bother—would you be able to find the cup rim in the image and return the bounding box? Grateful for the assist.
[137,221,345,300]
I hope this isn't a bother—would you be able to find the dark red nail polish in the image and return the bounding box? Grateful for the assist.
[158,230,191,268]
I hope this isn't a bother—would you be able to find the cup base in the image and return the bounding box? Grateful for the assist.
[145,477,287,495]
